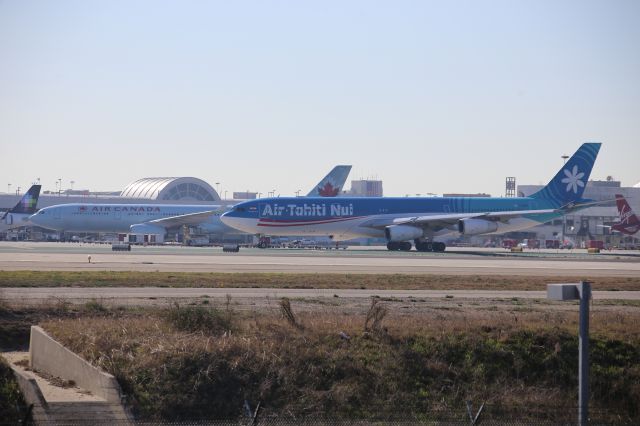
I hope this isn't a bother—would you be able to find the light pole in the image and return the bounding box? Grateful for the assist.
[561,155,569,248]
[547,282,591,426]
[215,182,220,196]
[16,186,21,195]
[70,180,75,190]
[295,190,301,197]
[224,190,228,200]
[7,183,11,195]
[57,178,62,195]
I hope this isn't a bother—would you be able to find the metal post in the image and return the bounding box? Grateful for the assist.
[578,281,590,426]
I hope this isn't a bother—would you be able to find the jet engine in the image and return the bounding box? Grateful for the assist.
[458,218,498,235]
[385,225,423,242]
[129,223,166,235]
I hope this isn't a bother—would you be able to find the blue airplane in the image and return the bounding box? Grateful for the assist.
[221,143,602,252]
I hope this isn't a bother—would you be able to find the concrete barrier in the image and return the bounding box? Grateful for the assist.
[8,364,50,423]
[29,326,123,404]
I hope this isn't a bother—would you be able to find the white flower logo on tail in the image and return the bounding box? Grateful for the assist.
[561,165,585,194]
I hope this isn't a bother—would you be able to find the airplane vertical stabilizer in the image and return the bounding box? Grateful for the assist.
[307,165,352,197]
[613,195,640,235]
[2,185,41,219]
[531,143,601,206]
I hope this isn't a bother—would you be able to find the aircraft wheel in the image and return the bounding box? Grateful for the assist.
[387,242,400,251]
[433,242,446,252]
[415,242,431,252]
[400,241,412,251]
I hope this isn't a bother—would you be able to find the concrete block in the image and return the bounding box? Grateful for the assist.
[29,326,123,404]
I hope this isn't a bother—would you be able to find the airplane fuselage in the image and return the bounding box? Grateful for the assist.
[1,213,33,231]
[221,196,560,241]
[31,203,228,234]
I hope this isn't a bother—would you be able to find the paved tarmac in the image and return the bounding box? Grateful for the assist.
[0,242,638,276]
[2,287,638,301]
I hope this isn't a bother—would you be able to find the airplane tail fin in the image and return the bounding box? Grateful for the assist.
[306,165,352,197]
[613,194,640,231]
[8,185,41,215]
[531,143,601,207]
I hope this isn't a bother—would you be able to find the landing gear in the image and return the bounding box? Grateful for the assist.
[415,241,432,252]
[415,240,446,252]
[386,241,412,251]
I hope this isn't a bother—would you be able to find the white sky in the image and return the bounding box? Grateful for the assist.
[1,1,639,197]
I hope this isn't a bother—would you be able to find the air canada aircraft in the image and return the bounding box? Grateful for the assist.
[28,166,351,236]
[221,143,603,252]
[1,185,41,231]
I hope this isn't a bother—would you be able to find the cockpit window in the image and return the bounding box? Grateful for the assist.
[236,207,246,212]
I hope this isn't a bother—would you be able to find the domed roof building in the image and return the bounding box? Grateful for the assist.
[120,177,219,202]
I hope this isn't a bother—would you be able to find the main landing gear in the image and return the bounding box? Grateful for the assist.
[386,241,446,252]
[386,241,412,251]
[415,241,446,252]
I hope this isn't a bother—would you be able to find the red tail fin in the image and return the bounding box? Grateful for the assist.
[613,195,640,235]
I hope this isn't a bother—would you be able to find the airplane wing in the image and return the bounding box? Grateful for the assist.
[361,209,558,231]
[362,199,617,232]
[146,210,223,229]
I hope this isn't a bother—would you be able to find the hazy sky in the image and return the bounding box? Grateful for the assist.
[1,0,638,198]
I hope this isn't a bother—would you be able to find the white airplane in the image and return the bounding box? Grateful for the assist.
[1,185,41,232]
[29,166,352,238]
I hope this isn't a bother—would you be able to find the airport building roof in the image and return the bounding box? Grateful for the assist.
[120,177,220,202]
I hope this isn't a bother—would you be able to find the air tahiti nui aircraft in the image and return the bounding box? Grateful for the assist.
[221,143,603,252]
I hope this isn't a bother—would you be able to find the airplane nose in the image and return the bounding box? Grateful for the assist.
[220,215,253,233]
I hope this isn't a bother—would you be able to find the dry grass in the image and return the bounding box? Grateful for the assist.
[1,270,639,290]
[39,301,640,422]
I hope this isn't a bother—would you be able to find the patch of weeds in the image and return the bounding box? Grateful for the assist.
[364,298,388,334]
[83,299,108,313]
[0,357,27,421]
[164,304,233,334]
[280,298,302,329]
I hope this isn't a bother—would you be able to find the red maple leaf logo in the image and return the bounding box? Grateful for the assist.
[79,206,87,212]
[318,182,340,197]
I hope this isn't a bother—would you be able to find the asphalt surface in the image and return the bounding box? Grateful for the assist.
[0,242,638,276]
[2,287,638,302]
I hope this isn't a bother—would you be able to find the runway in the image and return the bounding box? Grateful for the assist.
[2,287,638,303]
[0,242,638,276]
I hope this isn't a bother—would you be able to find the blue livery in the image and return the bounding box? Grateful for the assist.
[221,143,602,251]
